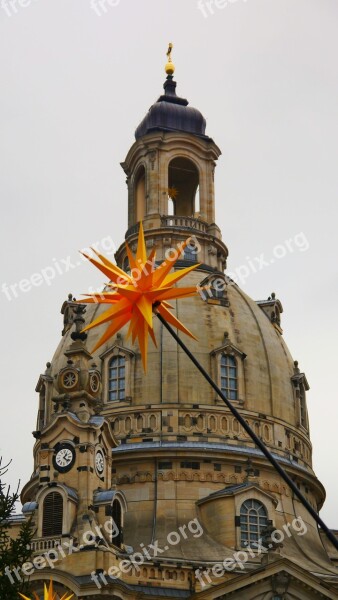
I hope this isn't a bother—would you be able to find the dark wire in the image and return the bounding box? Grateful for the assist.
[154,309,338,553]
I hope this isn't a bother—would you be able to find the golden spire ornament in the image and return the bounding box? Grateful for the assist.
[165,42,175,75]
[79,223,199,371]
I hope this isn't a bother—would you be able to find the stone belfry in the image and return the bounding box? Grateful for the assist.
[117,48,227,274]
[15,47,338,599]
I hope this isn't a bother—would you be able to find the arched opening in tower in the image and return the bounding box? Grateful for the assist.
[167,196,175,215]
[135,165,146,222]
[168,157,199,217]
[112,499,123,547]
[42,491,63,537]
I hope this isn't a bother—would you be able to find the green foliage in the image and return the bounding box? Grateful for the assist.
[0,458,34,598]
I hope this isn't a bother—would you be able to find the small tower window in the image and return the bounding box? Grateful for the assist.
[112,499,123,548]
[42,492,63,537]
[220,355,238,400]
[168,157,199,217]
[184,242,198,262]
[240,499,268,547]
[135,165,146,222]
[108,356,126,401]
[211,278,225,299]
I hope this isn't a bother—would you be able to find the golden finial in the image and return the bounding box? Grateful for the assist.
[165,42,175,76]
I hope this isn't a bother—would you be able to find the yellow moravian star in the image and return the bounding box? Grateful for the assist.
[19,579,73,600]
[79,222,200,371]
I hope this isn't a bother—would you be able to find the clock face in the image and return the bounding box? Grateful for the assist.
[61,370,78,389]
[90,373,100,394]
[95,450,105,475]
[53,444,75,473]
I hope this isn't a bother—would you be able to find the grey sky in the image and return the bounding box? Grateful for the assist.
[0,0,337,525]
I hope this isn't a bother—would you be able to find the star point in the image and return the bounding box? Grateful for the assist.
[19,579,73,600]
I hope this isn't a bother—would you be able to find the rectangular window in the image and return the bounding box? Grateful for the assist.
[180,461,200,470]
[109,356,126,401]
[220,354,238,400]
[159,462,172,470]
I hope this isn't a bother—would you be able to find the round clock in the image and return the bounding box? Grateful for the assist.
[61,370,78,390]
[53,443,75,473]
[89,372,100,394]
[95,450,105,475]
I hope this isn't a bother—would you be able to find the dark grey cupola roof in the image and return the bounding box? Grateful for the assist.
[135,75,207,139]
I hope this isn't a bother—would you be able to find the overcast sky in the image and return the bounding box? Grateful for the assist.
[0,0,337,526]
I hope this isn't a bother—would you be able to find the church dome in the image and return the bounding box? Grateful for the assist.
[134,75,207,139]
[51,268,313,478]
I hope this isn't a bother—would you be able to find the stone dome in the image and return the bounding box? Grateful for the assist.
[51,267,314,477]
[135,76,207,139]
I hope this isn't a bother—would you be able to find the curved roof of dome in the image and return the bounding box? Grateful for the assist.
[135,76,207,140]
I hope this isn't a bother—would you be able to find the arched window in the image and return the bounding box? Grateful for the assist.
[168,157,199,216]
[108,356,125,401]
[220,355,238,400]
[42,492,63,537]
[112,499,123,548]
[240,499,268,547]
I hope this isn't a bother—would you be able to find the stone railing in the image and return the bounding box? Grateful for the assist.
[31,537,62,552]
[161,215,208,232]
[125,217,208,239]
